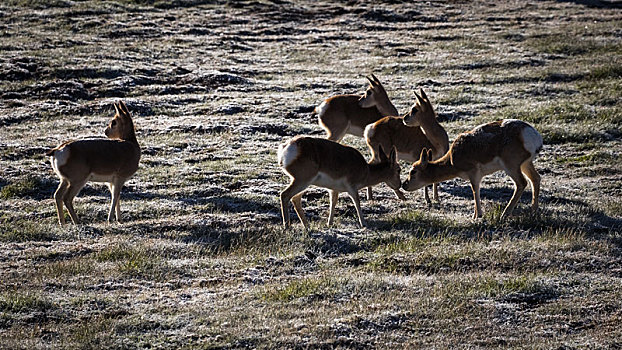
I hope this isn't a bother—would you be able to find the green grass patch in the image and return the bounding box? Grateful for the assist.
[0,217,57,242]
[41,258,96,278]
[0,291,55,313]
[261,276,340,302]
[0,176,50,199]
[529,33,598,56]
[433,274,544,299]
[555,151,617,165]
[589,64,622,80]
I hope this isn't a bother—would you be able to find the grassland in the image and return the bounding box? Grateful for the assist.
[0,0,621,348]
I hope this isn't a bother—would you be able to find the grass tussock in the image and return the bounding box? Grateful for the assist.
[0,291,55,313]
[260,276,340,302]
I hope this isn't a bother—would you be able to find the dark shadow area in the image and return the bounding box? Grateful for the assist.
[556,0,622,8]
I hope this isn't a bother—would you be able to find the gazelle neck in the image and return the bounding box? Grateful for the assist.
[364,162,392,188]
[419,111,449,154]
[376,100,399,117]
[426,157,460,183]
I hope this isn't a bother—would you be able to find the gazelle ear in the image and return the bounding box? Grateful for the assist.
[114,102,121,115]
[378,145,388,162]
[420,88,428,101]
[414,90,424,105]
[371,73,381,86]
[419,148,430,165]
[366,75,375,86]
[389,146,397,164]
[119,101,131,116]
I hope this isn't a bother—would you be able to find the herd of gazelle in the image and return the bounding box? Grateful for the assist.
[47,77,542,228]
[279,75,542,228]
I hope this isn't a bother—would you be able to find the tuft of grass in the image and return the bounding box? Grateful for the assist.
[589,64,622,80]
[432,274,545,299]
[41,258,96,278]
[530,33,598,56]
[261,276,340,302]
[0,176,49,199]
[0,217,57,242]
[0,291,55,313]
[555,151,617,165]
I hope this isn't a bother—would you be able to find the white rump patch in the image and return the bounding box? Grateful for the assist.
[316,101,329,117]
[521,125,543,156]
[50,147,70,177]
[501,118,520,126]
[364,123,375,140]
[278,141,299,168]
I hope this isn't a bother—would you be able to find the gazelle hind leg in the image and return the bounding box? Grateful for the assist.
[291,192,309,229]
[53,180,70,225]
[280,179,310,228]
[521,160,541,212]
[64,179,87,225]
[502,167,528,219]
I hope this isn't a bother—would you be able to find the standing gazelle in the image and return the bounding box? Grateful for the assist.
[402,119,542,219]
[47,101,141,225]
[278,136,401,229]
[364,89,449,202]
[317,74,398,142]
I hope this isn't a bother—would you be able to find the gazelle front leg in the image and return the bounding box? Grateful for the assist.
[108,180,123,224]
[347,188,366,228]
[469,174,483,219]
[327,190,339,227]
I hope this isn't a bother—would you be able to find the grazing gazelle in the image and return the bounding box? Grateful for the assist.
[402,119,542,219]
[47,101,141,225]
[364,89,449,202]
[278,136,401,229]
[317,74,398,142]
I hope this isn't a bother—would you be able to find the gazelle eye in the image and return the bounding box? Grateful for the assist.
[111,120,117,126]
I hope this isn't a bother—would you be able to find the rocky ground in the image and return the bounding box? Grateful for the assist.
[0,0,621,348]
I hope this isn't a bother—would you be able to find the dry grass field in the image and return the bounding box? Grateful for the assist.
[0,0,621,348]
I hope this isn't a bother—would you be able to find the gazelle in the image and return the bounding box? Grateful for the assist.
[278,136,401,229]
[402,119,542,219]
[364,89,449,202]
[47,101,141,225]
[317,74,398,142]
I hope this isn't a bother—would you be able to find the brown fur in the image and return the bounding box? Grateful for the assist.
[402,119,542,219]
[49,101,140,225]
[279,136,400,229]
[365,89,449,202]
[317,74,398,141]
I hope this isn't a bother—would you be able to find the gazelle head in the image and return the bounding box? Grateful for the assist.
[403,89,433,127]
[105,101,135,140]
[358,74,390,109]
[377,145,402,192]
[402,148,433,192]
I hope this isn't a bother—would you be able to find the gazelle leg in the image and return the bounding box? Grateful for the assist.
[280,179,309,229]
[108,180,123,223]
[290,192,309,229]
[521,160,541,212]
[432,183,440,202]
[502,168,528,219]
[347,188,365,228]
[53,180,70,225]
[327,190,339,227]
[64,179,87,225]
[469,174,483,219]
